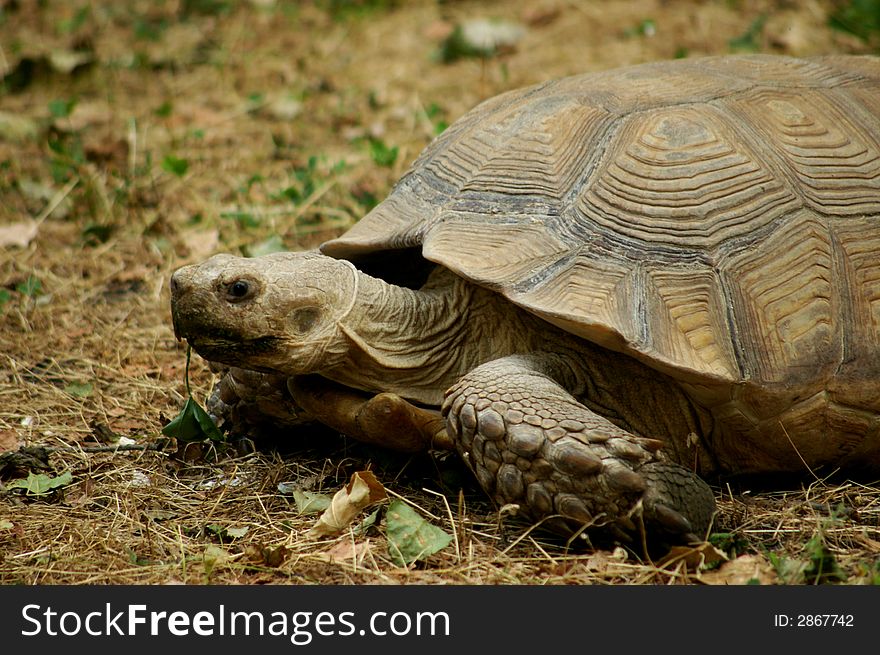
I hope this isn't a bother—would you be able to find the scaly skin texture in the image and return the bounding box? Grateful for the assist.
[442,354,714,542]
[170,251,716,545]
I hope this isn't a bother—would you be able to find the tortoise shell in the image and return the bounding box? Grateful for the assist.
[322,55,880,463]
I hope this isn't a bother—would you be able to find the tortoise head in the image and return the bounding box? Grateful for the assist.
[169,251,361,375]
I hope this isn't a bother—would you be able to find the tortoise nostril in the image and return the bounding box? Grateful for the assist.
[169,273,180,295]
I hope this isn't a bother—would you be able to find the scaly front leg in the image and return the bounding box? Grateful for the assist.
[442,354,715,547]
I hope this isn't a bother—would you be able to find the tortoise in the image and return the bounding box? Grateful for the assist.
[170,54,880,547]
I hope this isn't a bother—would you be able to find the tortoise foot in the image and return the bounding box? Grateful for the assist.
[208,367,312,437]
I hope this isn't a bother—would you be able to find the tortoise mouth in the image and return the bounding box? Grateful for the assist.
[184,333,286,368]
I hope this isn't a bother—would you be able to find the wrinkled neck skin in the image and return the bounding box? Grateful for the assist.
[320,267,560,406]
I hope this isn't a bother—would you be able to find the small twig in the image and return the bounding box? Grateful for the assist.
[423,487,461,563]
[29,442,169,454]
[779,422,821,482]
[34,178,78,224]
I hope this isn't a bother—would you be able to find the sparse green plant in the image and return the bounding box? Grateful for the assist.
[47,132,85,184]
[729,14,766,52]
[708,531,750,559]
[351,187,379,212]
[48,98,77,119]
[237,173,264,199]
[276,157,319,204]
[17,275,42,297]
[181,0,231,17]
[154,100,173,118]
[623,18,657,38]
[57,5,90,35]
[161,154,190,178]
[0,288,11,313]
[319,0,397,21]
[802,530,848,584]
[132,15,168,41]
[273,156,347,205]
[829,0,880,44]
[220,210,260,229]
[81,222,114,245]
[367,137,398,167]
[424,102,448,135]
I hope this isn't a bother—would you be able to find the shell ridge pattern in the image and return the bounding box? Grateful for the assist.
[575,101,801,251]
[725,87,880,217]
[323,55,879,393]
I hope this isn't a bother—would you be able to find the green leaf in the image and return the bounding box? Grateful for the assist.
[161,396,224,442]
[154,100,173,118]
[163,345,223,442]
[161,155,189,177]
[729,14,766,52]
[828,0,880,41]
[58,6,91,34]
[81,223,114,245]
[64,381,93,398]
[385,499,452,566]
[803,532,848,584]
[0,519,15,530]
[624,18,657,37]
[201,544,230,579]
[48,98,77,119]
[356,507,381,535]
[6,471,73,495]
[16,275,42,297]
[368,138,398,167]
[291,489,332,515]
[205,524,249,540]
[0,289,11,312]
[767,550,808,584]
[126,548,154,566]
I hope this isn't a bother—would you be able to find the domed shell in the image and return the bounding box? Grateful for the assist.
[322,55,880,402]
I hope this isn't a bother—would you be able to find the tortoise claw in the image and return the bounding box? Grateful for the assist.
[637,461,716,544]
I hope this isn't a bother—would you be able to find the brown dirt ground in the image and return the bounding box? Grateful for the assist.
[1,0,879,585]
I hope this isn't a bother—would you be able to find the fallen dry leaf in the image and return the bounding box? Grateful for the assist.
[658,542,728,571]
[307,470,387,538]
[698,554,779,585]
[0,430,20,454]
[522,3,562,27]
[315,538,373,563]
[244,544,289,568]
[582,546,630,572]
[0,221,39,249]
[65,99,113,131]
[0,110,39,142]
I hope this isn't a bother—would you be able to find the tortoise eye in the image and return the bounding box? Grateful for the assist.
[226,280,253,301]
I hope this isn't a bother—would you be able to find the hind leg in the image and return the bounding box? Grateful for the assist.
[288,375,452,453]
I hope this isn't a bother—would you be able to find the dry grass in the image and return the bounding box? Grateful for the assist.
[1,0,879,585]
